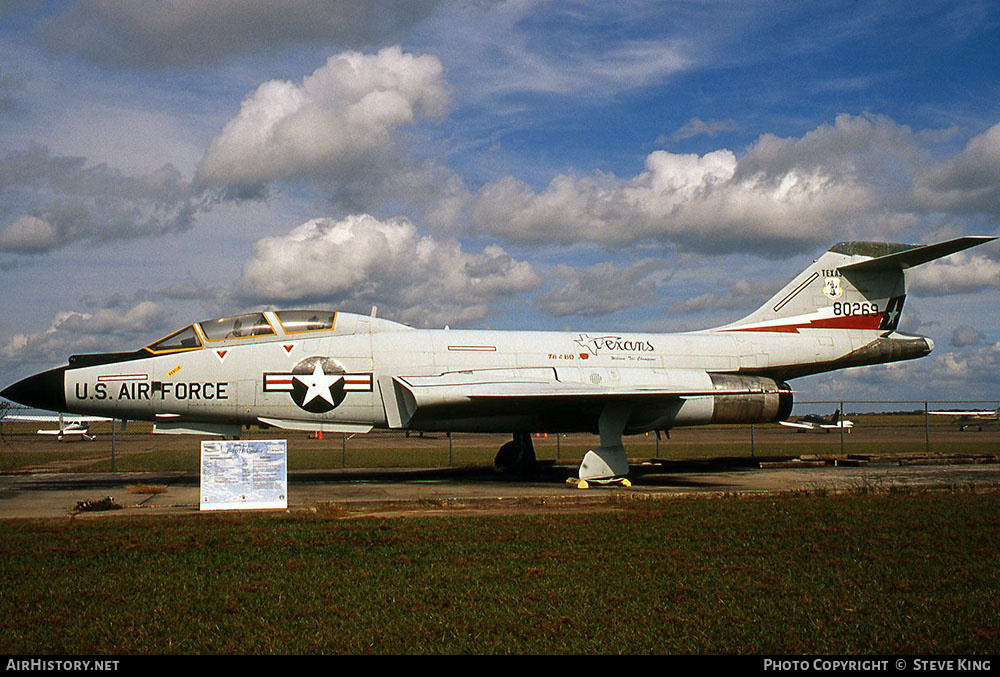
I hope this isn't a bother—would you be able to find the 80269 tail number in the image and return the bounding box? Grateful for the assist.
[832,301,878,316]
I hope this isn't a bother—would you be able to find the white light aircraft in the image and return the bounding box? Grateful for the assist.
[779,408,853,433]
[2,236,995,482]
[0,413,109,441]
[929,406,1000,431]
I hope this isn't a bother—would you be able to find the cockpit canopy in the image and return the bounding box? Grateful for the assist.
[271,310,337,334]
[200,312,275,342]
[146,310,337,353]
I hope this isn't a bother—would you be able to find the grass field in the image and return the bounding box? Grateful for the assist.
[2,490,999,654]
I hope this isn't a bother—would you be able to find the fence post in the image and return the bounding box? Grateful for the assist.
[924,401,930,454]
[840,400,845,455]
[448,432,453,466]
[111,419,116,473]
[750,423,755,459]
[341,432,346,468]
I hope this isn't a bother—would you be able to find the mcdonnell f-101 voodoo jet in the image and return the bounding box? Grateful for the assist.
[2,236,995,482]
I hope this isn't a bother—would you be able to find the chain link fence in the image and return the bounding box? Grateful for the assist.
[2,400,998,473]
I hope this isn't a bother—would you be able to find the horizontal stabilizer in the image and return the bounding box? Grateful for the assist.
[839,236,996,271]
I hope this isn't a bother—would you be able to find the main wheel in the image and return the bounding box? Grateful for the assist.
[493,433,536,474]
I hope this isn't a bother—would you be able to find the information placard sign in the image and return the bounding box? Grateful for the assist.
[200,439,287,511]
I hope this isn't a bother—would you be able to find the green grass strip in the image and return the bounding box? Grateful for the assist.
[2,491,999,654]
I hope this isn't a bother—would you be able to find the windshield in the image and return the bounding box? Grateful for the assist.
[147,325,202,352]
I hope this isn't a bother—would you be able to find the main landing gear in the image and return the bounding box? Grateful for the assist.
[493,404,636,488]
[493,432,537,475]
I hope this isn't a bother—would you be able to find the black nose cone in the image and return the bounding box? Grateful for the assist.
[1,367,67,412]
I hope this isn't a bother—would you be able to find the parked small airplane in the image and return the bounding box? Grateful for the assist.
[779,408,853,433]
[929,406,1000,431]
[1,236,995,482]
[1,413,109,441]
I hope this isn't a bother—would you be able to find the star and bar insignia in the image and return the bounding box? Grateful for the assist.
[264,362,372,414]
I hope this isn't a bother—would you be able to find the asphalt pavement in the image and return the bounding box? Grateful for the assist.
[2,457,999,519]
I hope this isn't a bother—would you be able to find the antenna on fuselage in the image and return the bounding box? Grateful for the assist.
[370,306,378,318]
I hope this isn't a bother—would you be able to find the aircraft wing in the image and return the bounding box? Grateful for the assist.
[464,383,759,399]
[779,420,819,430]
[929,411,996,417]
[396,371,770,401]
[779,419,852,430]
[382,368,787,428]
[1,414,111,423]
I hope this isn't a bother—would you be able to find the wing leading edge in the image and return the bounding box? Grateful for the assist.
[837,236,997,271]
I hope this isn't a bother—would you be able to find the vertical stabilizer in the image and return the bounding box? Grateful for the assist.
[716,236,995,335]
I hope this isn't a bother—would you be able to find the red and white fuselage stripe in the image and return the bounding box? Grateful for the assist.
[715,311,883,334]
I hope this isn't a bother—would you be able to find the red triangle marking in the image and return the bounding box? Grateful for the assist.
[283,344,295,354]
[216,350,228,360]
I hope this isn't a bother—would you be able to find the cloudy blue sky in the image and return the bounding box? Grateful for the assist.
[2,0,999,406]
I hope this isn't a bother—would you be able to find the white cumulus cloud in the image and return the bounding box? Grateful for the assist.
[470,113,952,254]
[197,46,451,199]
[0,215,59,253]
[0,146,204,254]
[1,301,169,366]
[908,252,1000,297]
[235,214,542,327]
[912,121,1000,217]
